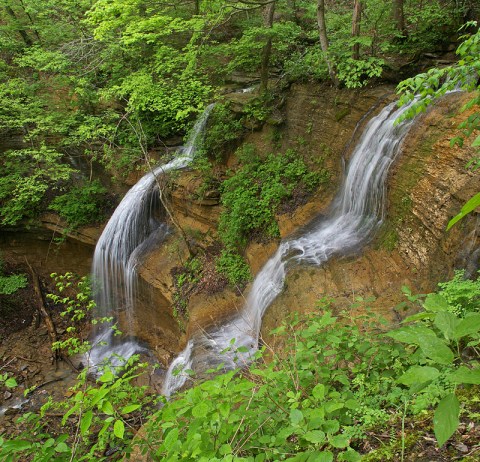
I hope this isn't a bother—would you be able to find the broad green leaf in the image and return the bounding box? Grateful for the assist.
[424,294,451,312]
[471,134,480,147]
[192,402,209,418]
[447,192,480,230]
[163,428,179,451]
[290,451,333,462]
[329,434,349,448]
[80,410,93,435]
[454,314,480,340]
[113,419,125,439]
[219,443,232,455]
[397,366,440,386]
[54,442,69,453]
[448,366,480,384]
[99,369,114,383]
[339,449,362,462]
[434,393,459,447]
[102,400,114,415]
[402,312,435,323]
[322,419,340,434]
[121,404,141,414]
[312,383,325,400]
[290,409,304,426]
[417,336,454,365]
[386,326,436,344]
[5,378,17,388]
[434,311,459,340]
[303,430,326,444]
[2,440,32,451]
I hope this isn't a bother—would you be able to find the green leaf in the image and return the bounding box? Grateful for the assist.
[417,335,454,365]
[2,440,32,451]
[99,369,114,383]
[397,366,440,386]
[303,430,326,444]
[163,428,179,451]
[424,294,451,312]
[434,311,459,340]
[329,434,349,448]
[447,192,480,230]
[54,442,69,453]
[471,134,480,147]
[121,404,141,414]
[338,449,362,462]
[322,420,340,434]
[386,326,436,344]
[102,400,114,415]
[434,393,459,447]
[192,402,209,418]
[80,410,93,435]
[448,366,480,384]
[113,419,125,439]
[5,378,17,388]
[219,443,232,455]
[453,314,480,340]
[312,384,325,400]
[290,409,304,426]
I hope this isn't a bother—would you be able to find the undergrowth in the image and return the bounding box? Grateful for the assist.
[0,272,479,461]
[217,145,329,286]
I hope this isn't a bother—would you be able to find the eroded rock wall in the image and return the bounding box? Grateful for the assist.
[262,92,479,341]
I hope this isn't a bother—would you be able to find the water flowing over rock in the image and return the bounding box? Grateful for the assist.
[162,100,418,396]
[88,104,215,368]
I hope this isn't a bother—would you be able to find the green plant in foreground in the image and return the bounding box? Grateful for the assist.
[1,273,479,461]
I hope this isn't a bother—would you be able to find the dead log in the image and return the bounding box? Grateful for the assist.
[24,258,59,364]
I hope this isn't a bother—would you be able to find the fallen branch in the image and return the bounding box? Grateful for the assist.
[24,258,59,365]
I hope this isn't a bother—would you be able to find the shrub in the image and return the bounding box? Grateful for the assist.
[49,180,110,229]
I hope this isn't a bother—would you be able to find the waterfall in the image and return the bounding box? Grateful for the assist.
[87,104,215,368]
[163,100,418,396]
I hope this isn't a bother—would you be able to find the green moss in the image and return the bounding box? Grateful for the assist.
[376,225,399,251]
[335,107,351,121]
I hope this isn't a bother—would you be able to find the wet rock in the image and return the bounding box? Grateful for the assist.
[3,391,12,400]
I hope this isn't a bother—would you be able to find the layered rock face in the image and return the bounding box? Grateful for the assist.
[262,92,479,341]
[2,85,477,366]
[134,83,401,355]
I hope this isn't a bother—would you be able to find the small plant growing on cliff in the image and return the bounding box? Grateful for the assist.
[49,180,111,231]
[0,259,27,295]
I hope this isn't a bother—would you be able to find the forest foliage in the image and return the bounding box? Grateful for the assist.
[1,272,479,460]
[0,0,476,231]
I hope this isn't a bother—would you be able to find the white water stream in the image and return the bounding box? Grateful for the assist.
[88,104,214,368]
[162,100,418,396]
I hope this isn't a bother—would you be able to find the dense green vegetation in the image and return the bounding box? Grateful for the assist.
[216,145,328,284]
[0,0,476,231]
[1,2,480,461]
[1,272,479,460]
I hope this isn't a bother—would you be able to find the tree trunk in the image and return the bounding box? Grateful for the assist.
[4,5,33,46]
[393,0,406,36]
[352,0,362,60]
[260,1,276,93]
[316,0,338,86]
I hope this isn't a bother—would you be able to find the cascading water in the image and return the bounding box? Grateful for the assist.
[88,104,215,368]
[163,99,418,396]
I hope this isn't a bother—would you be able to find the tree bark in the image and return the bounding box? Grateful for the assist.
[260,1,276,93]
[4,5,33,46]
[352,0,362,60]
[393,0,406,36]
[316,0,338,86]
